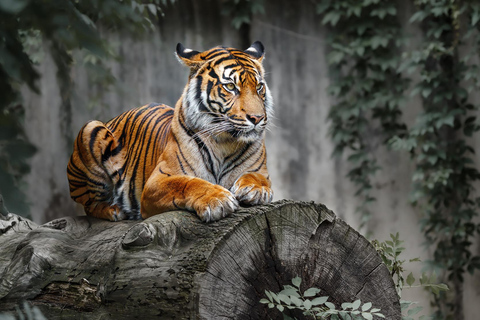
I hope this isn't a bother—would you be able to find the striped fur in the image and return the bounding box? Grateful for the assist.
[67,42,273,222]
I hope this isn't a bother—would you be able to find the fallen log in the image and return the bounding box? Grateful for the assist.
[0,200,400,319]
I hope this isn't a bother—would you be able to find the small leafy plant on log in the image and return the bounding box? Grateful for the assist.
[261,277,385,320]
[262,233,448,320]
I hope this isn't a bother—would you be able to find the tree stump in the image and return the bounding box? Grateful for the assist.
[0,200,401,319]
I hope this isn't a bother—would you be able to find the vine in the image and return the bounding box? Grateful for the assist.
[391,1,480,318]
[220,0,265,48]
[316,0,408,229]
[319,0,480,318]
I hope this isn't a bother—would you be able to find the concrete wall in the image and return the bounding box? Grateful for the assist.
[19,0,480,317]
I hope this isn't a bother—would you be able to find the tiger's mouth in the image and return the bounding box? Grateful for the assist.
[227,126,265,141]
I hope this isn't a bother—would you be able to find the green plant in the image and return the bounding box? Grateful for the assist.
[319,1,480,317]
[260,276,385,320]
[317,0,408,230]
[261,234,448,320]
[389,1,480,318]
[220,0,265,30]
[372,233,448,320]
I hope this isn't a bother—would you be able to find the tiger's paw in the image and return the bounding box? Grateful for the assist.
[86,203,127,221]
[107,205,127,222]
[232,183,273,206]
[231,173,273,206]
[193,186,239,223]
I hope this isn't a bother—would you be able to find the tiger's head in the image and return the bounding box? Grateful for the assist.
[176,41,273,144]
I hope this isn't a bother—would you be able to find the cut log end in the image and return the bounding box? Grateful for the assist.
[0,200,400,319]
[198,201,400,319]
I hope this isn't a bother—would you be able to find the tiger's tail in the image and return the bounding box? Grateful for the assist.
[67,120,125,221]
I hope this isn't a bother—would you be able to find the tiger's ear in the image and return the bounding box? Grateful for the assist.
[244,41,265,62]
[175,43,204,68]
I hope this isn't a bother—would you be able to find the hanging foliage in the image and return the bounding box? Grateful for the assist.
[319,0,480,318]
[392,0,480,318]
[316,0,408,229]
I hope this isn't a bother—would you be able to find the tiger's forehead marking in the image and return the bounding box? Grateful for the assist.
[220,62,261,85]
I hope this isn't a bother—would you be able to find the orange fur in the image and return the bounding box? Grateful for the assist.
[67,42,273,222]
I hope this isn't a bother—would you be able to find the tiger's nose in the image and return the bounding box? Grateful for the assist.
[246,114,265,125]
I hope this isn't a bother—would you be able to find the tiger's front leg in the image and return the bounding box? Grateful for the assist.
[141,173,239,222]
[231,172,273,206]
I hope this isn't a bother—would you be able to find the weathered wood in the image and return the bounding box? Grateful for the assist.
[0,200,400,319]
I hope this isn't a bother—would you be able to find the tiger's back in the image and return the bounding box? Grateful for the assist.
[67,103,174,220]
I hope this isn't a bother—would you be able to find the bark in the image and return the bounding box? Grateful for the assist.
[0,200,400,319]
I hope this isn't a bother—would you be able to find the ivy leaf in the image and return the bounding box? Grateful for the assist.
[279,286,299,297]
[304,287,321,297]
[292,276,301,288]
[410,10,427,23]
[316,2,330,15]
[362,302,372,311]
[406,272,415,286]
[325,302,336,310]
[342,302,353,309]
[363,313,373,320]
[304,300,312,310]
[407,306,423,316]
[311,296,329,305]
[290,295,303,307]
[322,11,341,26]
[278,294,291,305]
[352,299,361,310]
[400,300,414,310]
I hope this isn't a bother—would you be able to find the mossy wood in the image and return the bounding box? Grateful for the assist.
[0,200,400,319]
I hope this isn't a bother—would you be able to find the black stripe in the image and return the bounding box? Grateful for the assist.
[205,49,229,60]
[159,166,171,176]
[250,149,266,172]
[178,112,215,176]
[176,154,187,175]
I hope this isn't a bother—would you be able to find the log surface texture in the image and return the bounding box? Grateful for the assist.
[0,200,401,319]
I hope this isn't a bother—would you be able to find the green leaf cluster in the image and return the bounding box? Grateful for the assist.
[372,233,448,320]
[220,0,265,30]
[261,276,385,320]
[318,0,408,229]
[321,0,480,316]
[386,1,480,317]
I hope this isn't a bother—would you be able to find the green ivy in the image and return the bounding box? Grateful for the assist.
[317,0,408,229]
[390,1,480,318]
[220,0,265,30]
[372,233,448,320]
[319,0,480,318]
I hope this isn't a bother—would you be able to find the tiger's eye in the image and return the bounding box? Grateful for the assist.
[224,83,235,91]
[256,83,264,91]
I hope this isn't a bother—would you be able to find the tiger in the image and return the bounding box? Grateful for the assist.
[67,41,274,222]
